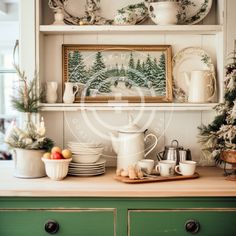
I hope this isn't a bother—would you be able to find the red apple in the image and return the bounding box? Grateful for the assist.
[51,151,63,160]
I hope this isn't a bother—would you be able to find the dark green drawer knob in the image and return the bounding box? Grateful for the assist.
[185,219,200,234]
[44,220,60,234]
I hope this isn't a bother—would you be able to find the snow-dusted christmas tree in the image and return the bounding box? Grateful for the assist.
[198,51,236,165]
[127,52,136,86]
[143,54,156,88]
[152,53,166,95]
[68,51,87,83]
[89,52,111,93]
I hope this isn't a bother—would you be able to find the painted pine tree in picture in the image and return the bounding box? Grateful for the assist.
[63,45,172,102]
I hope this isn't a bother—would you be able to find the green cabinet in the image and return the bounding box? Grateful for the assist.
[129,210,236,236]
[1,197,236,236]
[0,209,115,236]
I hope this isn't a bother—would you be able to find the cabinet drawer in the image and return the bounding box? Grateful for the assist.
[128,209,236,236]
[0,209,115,236]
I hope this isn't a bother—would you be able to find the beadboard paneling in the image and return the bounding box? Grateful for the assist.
[43,35,64,102]
[42,111,64,148]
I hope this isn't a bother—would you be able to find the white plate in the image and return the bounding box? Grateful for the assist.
[63,0,144,21]
[69,159,106,166]
[172,47,215,101]
[69,165,105,170]
[69,166,105,171]
[68,171,105,177]
[68,168,105,174]
[178,0,213,25]
[68,169,105,174]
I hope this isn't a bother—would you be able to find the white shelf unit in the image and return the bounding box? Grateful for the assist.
[31,0,228,161]
[37,0,226,110]
[40,103,218,111]
[40,25,223,35]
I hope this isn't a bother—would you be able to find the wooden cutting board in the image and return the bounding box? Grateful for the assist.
[114,172,200,184]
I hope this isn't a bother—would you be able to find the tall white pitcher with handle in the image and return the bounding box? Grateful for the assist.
[63,82,79,104]
[184,70,216,103]
[110,116,158,170]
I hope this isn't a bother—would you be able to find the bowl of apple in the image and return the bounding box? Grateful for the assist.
[42,146,72,181]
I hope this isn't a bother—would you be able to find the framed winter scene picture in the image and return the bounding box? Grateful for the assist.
[62,44,173,103]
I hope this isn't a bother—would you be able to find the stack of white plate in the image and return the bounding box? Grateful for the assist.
[68,159,106,176]
[68,142,103,164]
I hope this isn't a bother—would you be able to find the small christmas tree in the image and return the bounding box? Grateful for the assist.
[198,51,236,165]
[68,51,87,84]
[89,52,111,93]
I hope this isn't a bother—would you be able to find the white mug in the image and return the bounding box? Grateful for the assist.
[155,160,176,177]
[175,161,196,176]
[137,159,154,174]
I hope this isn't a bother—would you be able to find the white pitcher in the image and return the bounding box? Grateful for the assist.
[46,81,58,103]
[63,82,79,104]
[184,70,216,103]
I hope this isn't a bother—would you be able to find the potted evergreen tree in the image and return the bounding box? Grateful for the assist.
[5,65,54,178]
[198,51,236,180]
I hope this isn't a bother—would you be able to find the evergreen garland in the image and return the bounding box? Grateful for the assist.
[198,51,236,165]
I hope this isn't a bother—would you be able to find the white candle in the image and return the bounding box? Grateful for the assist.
[40,117,45,128]
[38,117,46,136]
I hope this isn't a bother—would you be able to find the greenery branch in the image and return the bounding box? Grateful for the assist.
[11,64,44,113]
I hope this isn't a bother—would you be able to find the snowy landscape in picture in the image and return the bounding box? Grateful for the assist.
[67,50,167,98]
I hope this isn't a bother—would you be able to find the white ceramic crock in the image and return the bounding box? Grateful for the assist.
[149,1,180,25]
[13,148,46,178]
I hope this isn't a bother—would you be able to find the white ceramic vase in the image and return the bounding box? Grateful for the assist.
[46,81,58,103]
[149,1,180,25]
[13,148,46,178]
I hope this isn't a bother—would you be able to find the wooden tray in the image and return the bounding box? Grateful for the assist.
[114,173,200,184]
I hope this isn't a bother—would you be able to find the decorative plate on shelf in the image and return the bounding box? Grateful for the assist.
[172,47,215,102]
[51,0,149,25]
[178,0,213,25]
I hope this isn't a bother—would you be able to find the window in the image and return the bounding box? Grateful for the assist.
[0,0,19,159]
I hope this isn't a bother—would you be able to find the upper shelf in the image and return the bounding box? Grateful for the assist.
[40,25,223,35]
[40,103,217,111]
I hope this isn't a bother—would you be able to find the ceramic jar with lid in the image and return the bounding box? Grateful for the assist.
[149,1,180,25]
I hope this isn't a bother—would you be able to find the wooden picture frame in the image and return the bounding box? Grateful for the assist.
[62,44,173,103]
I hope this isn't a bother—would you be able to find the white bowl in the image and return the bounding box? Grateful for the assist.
[42,158,72,181]
[71,149,103,155]
[72,154,101,164]
[68,142,102,148]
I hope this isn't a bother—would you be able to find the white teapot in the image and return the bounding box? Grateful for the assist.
[184,70,216,103]
[110,116,158,170]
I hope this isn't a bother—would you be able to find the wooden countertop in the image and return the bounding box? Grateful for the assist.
[0,161,236,197]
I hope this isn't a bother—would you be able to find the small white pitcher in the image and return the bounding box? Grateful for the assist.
[63,82,79,104]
